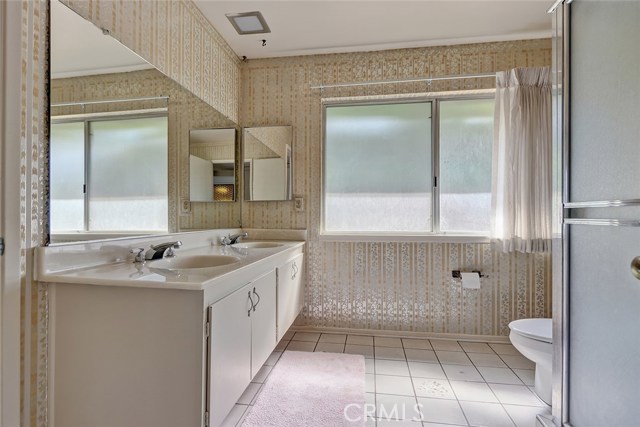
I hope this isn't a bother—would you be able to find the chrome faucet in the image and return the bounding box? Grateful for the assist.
[220,232,248,246]
[145,241,183,260]
[130,248,146,263]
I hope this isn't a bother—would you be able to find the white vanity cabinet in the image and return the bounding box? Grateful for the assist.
[208,270,277,427]
[49,284,207,427]
[276,253,305,341]
[41,238,305,427]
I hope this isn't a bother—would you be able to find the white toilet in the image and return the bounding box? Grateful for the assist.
[508,318,552,405]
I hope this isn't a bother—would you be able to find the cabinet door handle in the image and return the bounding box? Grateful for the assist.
[247,291,254,317]
[252,287,261,310]
[291,262,298,280]
[632,256,640,280]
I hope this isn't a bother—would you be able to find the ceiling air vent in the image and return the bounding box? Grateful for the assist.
[226,11,271,35]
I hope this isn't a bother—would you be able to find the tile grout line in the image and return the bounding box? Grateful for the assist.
[400,342,424,425]
[232,333,539,427]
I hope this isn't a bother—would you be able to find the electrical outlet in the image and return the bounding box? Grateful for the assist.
[294,196,304,212]
[181,199,191,214]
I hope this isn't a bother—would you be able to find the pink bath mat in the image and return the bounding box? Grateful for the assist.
[241,351,366,427]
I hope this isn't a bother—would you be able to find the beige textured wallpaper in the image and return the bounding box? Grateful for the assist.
[190,142,235,162]
[19,1,49,426]
[51,69,241,232]
[245,126,291,160]
[240,39,553,336]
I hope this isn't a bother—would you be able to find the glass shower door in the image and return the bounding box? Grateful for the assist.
[565,2,640,425]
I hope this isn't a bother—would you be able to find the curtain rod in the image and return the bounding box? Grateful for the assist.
[310,72,496,90]
[51,95,169,108]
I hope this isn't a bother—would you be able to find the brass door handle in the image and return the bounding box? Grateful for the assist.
[631,256,640,280]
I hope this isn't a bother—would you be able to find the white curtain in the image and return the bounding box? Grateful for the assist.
[491,67,552,253]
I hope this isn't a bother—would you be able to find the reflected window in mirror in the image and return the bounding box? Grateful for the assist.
[50,0,242,243]
[243,126,293,202]
[50,114,168,235]
[189,128,237,202]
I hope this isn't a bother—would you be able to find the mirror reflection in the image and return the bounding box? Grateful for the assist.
[49,0,240,244]
[243,126,293,201]
[50,115,169,237]
[189,129,236,202]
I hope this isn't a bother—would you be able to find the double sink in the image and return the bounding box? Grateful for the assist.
[149,241,284,271]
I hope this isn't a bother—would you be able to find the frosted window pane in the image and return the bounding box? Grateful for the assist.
[50,122,85,232]
[439,99,493,233]
[88,116,168,231]
[324,102,432,232]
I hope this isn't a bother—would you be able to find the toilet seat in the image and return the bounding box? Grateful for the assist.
[509,318,552,343]
[508,318,553,405]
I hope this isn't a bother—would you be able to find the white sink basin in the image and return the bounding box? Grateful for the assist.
[232,241,284,249]
[149,255,240,271]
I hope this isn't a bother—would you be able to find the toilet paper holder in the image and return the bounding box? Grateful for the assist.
[452,270,487,279]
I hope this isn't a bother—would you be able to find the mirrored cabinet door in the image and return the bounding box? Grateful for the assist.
[243,126,293,202]
[189,128,237,203]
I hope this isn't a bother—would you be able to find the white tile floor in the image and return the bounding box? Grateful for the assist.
[221,331,550,427]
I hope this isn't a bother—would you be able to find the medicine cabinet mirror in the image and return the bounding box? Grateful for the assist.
[189,128,237,202]
[243,126,293,202]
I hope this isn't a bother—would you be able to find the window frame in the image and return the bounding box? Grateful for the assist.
[321,93,494,242]
[50,110,169,234]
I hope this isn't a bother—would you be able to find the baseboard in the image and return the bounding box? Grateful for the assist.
[289,325,510,343]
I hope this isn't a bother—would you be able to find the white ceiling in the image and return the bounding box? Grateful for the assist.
[51,0,151,79]
[51,0,552,77]
[195,0,552,59]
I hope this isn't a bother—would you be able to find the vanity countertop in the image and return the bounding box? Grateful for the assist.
[35,233,305,293]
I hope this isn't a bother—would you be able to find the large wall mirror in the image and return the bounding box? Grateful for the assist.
[243,126,293,201]
[49,0,239,244]
[189,129,237,202]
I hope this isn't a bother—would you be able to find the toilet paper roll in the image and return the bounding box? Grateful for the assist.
[461,272,481,289]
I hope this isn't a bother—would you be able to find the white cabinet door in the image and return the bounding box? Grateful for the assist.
[208,284,253,427]
[250,270,277,377]
[276,254,304,341]
[208,270,279,424]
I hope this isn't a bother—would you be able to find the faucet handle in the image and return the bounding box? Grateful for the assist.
[164,241,182,258]
[130,248,146,263]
